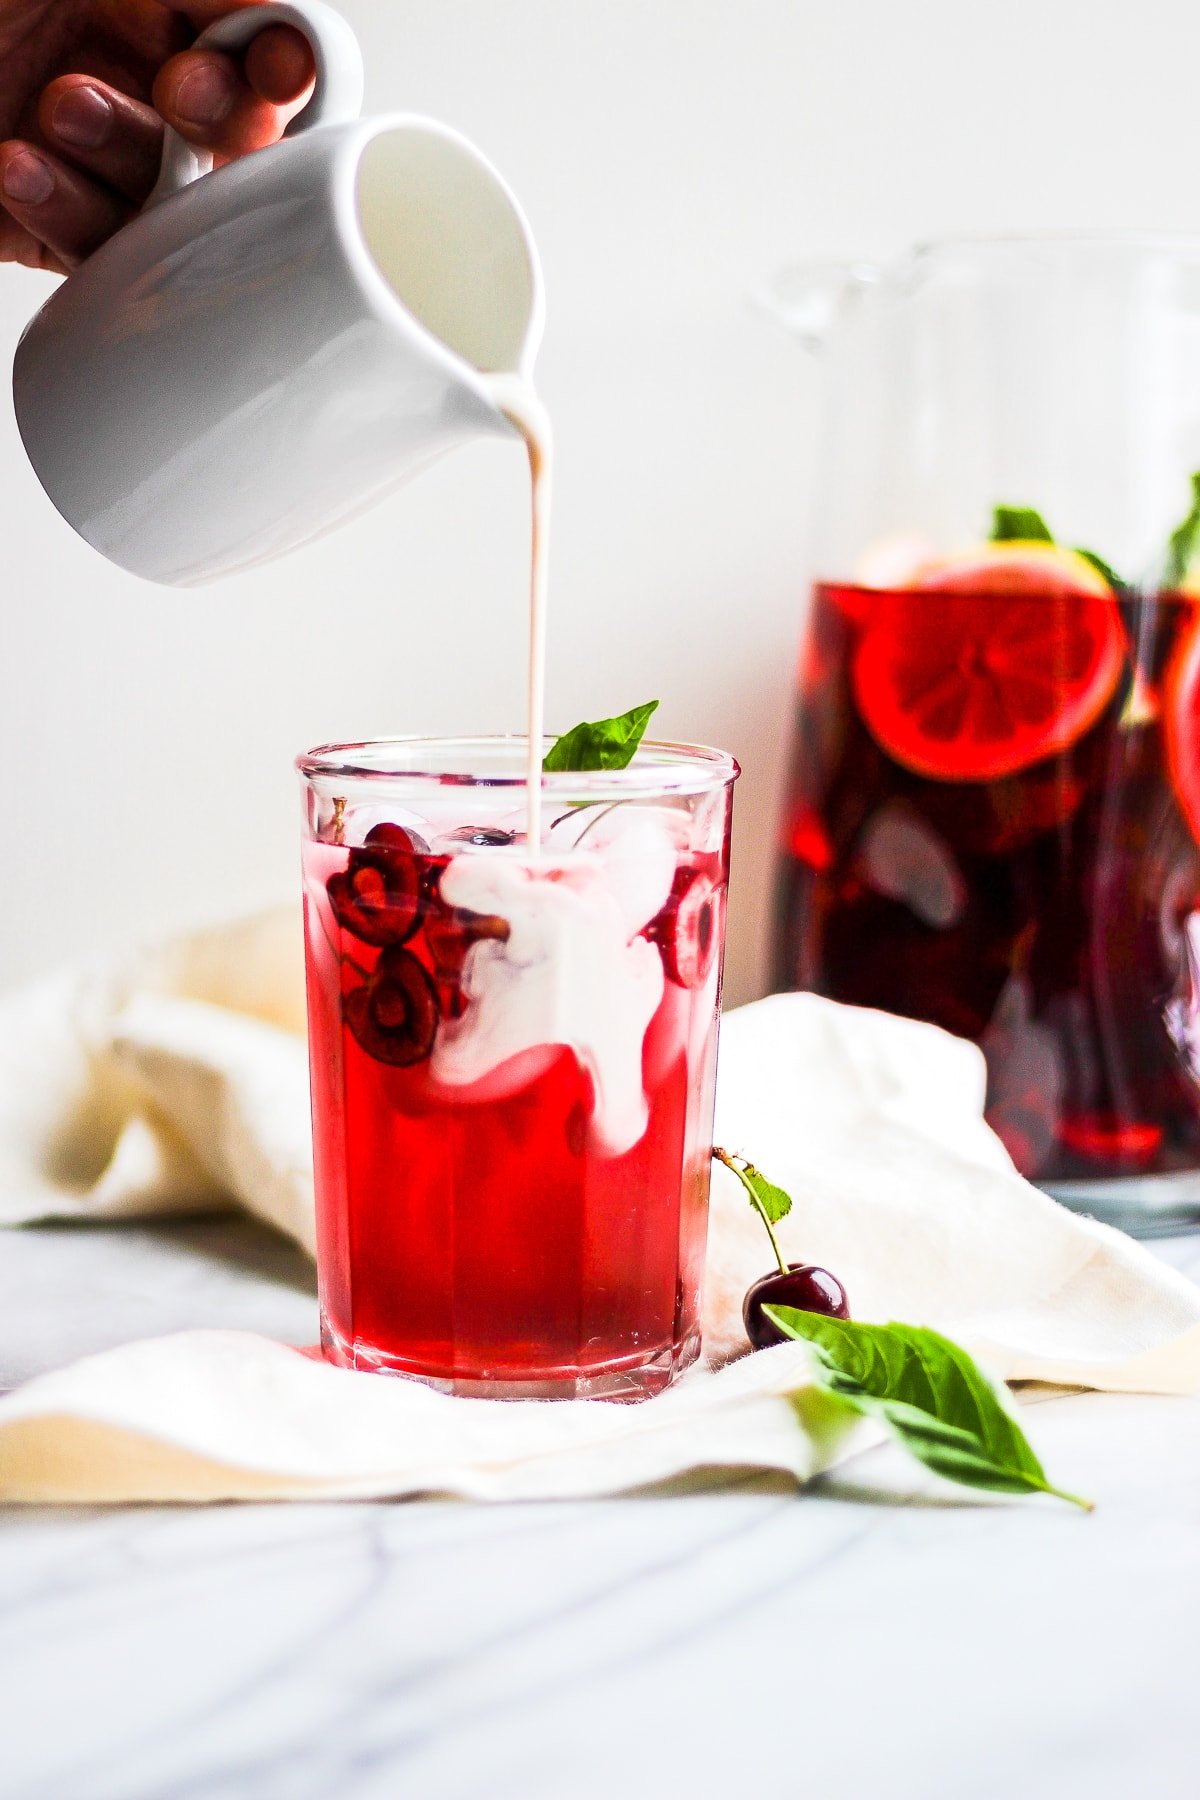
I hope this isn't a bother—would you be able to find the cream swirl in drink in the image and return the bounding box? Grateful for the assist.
[480,374,554,849]
[432,811,677,1152]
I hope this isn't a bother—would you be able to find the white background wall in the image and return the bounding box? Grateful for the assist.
[1,0,1198,1005]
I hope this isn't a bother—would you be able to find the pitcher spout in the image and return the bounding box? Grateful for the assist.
[351,117,544,434]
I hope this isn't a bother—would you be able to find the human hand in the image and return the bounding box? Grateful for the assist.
[0,1,315,272]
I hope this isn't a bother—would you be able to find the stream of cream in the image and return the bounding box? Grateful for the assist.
[480,374,554,849]
[432,377,672,1153]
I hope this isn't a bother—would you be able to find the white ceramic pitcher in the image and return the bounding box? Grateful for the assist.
[11,0,544,586]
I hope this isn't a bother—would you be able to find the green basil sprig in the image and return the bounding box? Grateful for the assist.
[989,502,1121,590]
[1164,472,1200,589]
[766,1307,1092,1510]
[543,700,658,773]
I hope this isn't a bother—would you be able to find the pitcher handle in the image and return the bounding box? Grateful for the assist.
[146,0,365,208]
[752,260,881,350]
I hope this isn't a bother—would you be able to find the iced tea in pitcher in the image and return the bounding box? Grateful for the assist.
[776,520,1200,1190]
[766,237,1200,1226]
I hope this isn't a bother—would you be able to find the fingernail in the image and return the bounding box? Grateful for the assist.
[2,149,54,206]
[174,63,235,127]
[51,84,113,150]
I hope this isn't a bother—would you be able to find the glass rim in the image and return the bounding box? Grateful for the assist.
[296,734,740,797]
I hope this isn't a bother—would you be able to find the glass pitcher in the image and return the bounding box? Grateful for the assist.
[766,233,1200,1233]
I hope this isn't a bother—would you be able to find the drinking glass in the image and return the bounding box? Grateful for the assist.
[766,234,1200,1233]
[298,735,738,1397]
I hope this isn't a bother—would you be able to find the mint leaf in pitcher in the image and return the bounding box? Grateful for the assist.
[991,504,1054,543]
[766,1308,1092,1510]
[1074,547,1123,589]
[990,501,1123,590]
[544,700,659,772]
[1164,471,1200,588]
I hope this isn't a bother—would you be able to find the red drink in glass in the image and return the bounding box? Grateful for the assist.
[299,737,737,1398]
[775,576,1200,1193]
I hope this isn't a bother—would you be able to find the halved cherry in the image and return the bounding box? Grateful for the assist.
[327,822,425,946]
[366,821,430,855]
[423,905,509,982]
[442,826,516,847]
[851,543,1126,782]
[1164,601,1200,843]
[653,866,721,989]
[344,946,440,1066]
[422,902,509,1019]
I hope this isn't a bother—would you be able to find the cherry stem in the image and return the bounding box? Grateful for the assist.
[712,1146,790,1276]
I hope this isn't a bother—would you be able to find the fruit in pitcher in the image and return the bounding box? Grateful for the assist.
[1058,1111,1164,1166]
[344,945,441,1066]
[851,543,1126,781]
[327,823,425,946]
[1165,602,1200,844]
[743,1263,850,1349]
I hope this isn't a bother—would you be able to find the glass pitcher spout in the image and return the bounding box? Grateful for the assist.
[753,260,880,350]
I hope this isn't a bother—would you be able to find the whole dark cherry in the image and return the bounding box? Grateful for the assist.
[743,1262,850,1349]
[327,822,427,947]
[343,945,440,1066]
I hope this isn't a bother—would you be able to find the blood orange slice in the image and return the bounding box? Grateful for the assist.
[1164,598,1200,842]
[851,543,1126,782]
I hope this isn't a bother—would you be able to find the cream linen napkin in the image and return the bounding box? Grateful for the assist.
[1,910,1199,1504]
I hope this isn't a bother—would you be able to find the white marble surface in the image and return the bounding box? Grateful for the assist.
[2,1220,1199,1800]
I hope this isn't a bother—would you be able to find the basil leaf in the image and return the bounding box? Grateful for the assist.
[766,1308,1091,1510]
[543,700,659,773]
[713,1147,792,1225]
[727,1160,792,1226]
[1075,547,1122,589]
[991,504,1054,543]
[990,501,1122,590]
[712,1147,792,1278]
[1164,471,1200,588]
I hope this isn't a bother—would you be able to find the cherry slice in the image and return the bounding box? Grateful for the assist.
[654,867,720,989]
[327,824,424,946]
[365,821,430,855]
[423,906,509,982]
[443,826,515,847]
[851,546,1126,782]
[344,947,440,1066]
